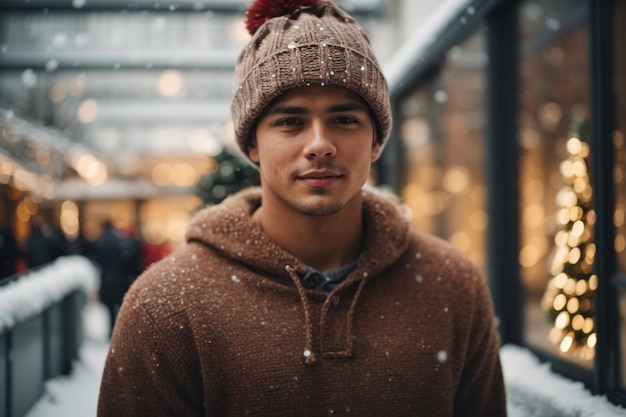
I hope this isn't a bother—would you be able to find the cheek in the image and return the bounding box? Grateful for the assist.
[257,143,293,174]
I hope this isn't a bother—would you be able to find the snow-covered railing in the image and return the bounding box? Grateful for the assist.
[501,344,626,417]
[0,256,98,333]
[0,256,99,417]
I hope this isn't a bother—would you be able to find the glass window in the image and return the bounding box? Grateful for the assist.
[615,0,626,275]
[397,29,487,271]
[614,0,626,390]
[518,0,593,367]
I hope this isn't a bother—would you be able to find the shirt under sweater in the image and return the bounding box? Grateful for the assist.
[98,187,507,417]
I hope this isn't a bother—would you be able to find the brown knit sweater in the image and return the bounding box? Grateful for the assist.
[98,187,507,416]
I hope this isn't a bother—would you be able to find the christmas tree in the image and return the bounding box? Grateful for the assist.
[195,148,259,205]
[541,120,597,360]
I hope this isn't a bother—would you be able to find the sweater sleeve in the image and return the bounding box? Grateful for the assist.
[453,266,508,417]
[97,289,205,417]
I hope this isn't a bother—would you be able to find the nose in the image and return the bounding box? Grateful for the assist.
[303,120,336,159]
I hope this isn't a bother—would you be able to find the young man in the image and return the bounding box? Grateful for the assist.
[98,1,507,416]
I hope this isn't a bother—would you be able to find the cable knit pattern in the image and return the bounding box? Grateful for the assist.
[98,187,507,417]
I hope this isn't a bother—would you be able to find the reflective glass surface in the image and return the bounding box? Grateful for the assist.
[518,0,593,367]
[397,29,488,272]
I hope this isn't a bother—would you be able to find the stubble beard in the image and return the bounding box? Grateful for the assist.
[291,196,344,217]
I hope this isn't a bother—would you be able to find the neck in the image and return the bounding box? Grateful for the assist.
[253,197,364,271]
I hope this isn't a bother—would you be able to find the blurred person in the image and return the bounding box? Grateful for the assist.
[140,239,172,270]
[0,225,18,278]
[92,219,142,337]
[23,215,69,269]
[98,1,507,416]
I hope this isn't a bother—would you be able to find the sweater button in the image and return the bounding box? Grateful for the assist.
[331,295,340,306]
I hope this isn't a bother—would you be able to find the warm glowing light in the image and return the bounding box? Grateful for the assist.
[569,206,583,222]
[566,137,582,155]
[86,163,108,186]
[559,332,573,352]
[157,70,184,97]
[571,314,585,330]
[587,333,597,348]
[583,318,594,334]
[554,273,568,289]
[468,210,487,231]
[442,167,470,194]
[584,244,596,262]
[524,204,546,228]
[553,294,567,310]
[60,200,80,238]
[568,247,582,264]
[566,297,579,314]
[560,160,574,178]
[575,279,588,296]
[450,232,472,253]
[571,220,585,237]
[549,328,563,344]
[614,206,625,227]
[563,278,576,295]
[616,234,626,253]
[152,163,172,186]
[519,244,541,268]
[555,311,570,329]
[171,163,198,187]
[556,208,570,226]
[556,188,577,208]
[554,230,569,247]
[401,117,430,148]
[589,274,598,290]
[539,102,562,131]
[166,213,190,243]
[77,99,98,123]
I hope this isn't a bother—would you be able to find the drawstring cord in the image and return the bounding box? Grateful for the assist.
[320,276,368,357]
[285,265,317,365]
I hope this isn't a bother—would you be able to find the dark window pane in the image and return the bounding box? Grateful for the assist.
[396,29,488,274]
[518,0,594,367]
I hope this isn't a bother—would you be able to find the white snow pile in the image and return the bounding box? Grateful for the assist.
[0,256,99,333]
[501,344,626,417]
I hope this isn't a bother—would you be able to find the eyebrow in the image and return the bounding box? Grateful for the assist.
[264,102,368,116]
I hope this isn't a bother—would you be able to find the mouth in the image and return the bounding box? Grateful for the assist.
[297,170,343,187]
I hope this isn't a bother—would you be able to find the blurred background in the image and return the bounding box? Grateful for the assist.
[0,0,438,258]
[2,0,626,414]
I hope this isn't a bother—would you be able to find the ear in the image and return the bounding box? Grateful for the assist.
[370,137,382,163]
[247,131,260,163]
[248,145,260,164]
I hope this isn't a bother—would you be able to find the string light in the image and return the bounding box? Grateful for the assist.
[542,121,596,359]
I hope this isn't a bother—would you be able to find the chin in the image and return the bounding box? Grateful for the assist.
[292,198,344,217]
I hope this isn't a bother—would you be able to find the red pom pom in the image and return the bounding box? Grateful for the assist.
[245,0,318,35]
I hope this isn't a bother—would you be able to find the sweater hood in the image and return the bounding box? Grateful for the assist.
[185,186,410,364]
[185,186,410,284]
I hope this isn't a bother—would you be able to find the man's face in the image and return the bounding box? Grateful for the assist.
[249,84,381,217]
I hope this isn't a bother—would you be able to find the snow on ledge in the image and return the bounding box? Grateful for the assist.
[501,344,625,417]
[0,256,99,333]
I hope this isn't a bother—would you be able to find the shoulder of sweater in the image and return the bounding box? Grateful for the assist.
[125,243,226,308]
[401,229,487,294]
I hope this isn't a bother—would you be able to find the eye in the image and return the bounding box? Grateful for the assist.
[275,117,304,127]
[333,115,359,125]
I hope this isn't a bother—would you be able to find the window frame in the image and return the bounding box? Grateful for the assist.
[385,0,625,406]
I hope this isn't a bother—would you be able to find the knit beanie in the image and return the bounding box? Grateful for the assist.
[231,0,392,160]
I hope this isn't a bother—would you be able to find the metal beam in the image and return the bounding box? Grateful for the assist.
[0,0,250,12]
[0,0,384,14]
[0,50,238,71]
[91,99,231,122]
